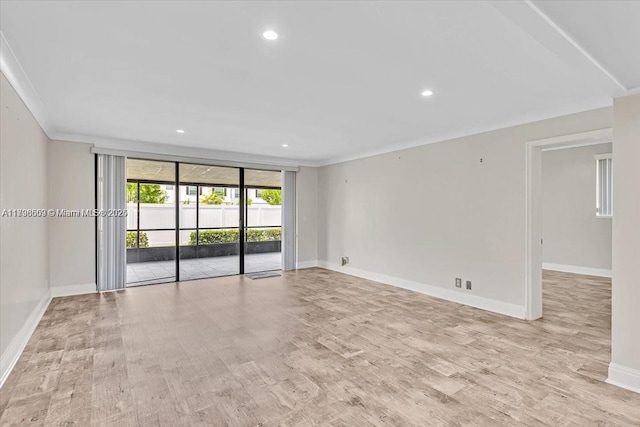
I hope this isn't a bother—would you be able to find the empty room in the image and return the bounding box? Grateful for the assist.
[0,1,639,426]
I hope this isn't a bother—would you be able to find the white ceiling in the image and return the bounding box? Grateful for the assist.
[0,1,637,166]
[531,0,640,90]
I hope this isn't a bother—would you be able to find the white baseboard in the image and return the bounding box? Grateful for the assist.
[542,263,612,278]
[297,260,319,269]
[0,282,96,387]
[607,362,640,393]
[50,283,96,297]
[0,291,51,388]
[317,261,526,319]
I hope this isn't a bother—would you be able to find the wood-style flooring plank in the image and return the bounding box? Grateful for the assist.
[1,269,639,426]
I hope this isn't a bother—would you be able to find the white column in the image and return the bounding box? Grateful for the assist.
[608,93,640,393]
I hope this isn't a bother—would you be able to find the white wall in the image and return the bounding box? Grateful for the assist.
[0,73,51,379]
[296,166,318,265]
[609,94,640,393]
[48,140,96,294]
[317,108,612,317]
[542,143,612,272]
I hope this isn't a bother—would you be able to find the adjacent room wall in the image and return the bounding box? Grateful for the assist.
[296,166,318,266]
[48,140,96,295]
[317,107,612,318]
[609,93,640,393]
[542,143,612,274]
[0,73,51,382]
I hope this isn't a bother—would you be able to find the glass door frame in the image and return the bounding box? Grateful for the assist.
[239,167,245,275]
[125,165,179,284]
[242,178,283,274]
[177,163,245,279]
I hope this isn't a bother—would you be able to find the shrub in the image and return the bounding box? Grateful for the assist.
[189,228,281,245]
[126,231,149,248]
[126,183,168,204]
[126,183,137,203]
[200,191,224,205]
[261,189,281,205]
[235,198,252,205]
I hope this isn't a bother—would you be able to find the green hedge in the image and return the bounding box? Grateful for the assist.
[189,228,281,245]
[126,231,149,248]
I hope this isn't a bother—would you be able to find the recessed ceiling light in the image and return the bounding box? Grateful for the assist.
[421,89,434,97]
[282,144,289,148]
[262,30,278,41]
[176,129,185,134]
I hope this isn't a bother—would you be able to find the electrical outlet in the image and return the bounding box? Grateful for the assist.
[466,280,472,290]
[341,256,349,266]
[455,278,462,288]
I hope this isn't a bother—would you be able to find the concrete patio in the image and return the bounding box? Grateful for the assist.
[126,252,281,286]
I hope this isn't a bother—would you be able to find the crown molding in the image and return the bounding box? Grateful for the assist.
[623,85,640,96]
[315,97,612,167]
[55,132,312,169]
[0,31,57,138]
[51,99,614,169]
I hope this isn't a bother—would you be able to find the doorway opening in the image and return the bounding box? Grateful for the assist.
[526,128,612,320]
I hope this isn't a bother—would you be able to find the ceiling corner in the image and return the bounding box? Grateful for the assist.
[489,0,629,97]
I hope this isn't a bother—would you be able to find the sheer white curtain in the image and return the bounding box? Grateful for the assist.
[282,170,297,270]
[96,154,127,291]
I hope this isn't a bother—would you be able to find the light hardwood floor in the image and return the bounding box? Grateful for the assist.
[1,269,638,426]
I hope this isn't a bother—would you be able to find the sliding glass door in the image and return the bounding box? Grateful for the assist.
[178,164,240,280]
[125,159,282,286]
[244,169,283,274]
[126,159,177,286]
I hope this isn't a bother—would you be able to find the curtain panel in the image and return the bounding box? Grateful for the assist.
[96,154,127,291]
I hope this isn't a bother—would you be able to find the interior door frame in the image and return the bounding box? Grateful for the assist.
[525,127,612,320]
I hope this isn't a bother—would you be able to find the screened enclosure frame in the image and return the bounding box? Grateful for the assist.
[125,159,283,282]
